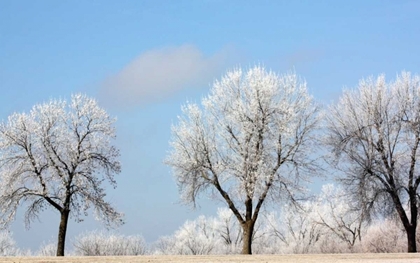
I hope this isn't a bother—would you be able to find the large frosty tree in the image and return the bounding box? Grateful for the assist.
[325,72,420,252]
[0,94,122,256]
[167,66,320,254]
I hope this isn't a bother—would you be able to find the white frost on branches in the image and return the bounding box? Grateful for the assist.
[167,66,320,253]
[169,66,319,203]
[0,94,122,255]
[73,230,146,256]
[324,71,420,252]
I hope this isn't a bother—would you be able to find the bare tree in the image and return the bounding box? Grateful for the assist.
[325,72,420,252]
[0,94,122,256]
[167,66,320,254]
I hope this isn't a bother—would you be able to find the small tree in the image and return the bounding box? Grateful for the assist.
[167,66,320,254]
[325,72,420,252]
[0,94,122,256]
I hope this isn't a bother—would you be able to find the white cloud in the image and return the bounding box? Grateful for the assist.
[99,45,230,108]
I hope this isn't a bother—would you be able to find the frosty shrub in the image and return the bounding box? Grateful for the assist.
[154,216,219,255]
[0,231,22,256]
[152,236,177,255]
[152,180,420,255]
[311,184,366,253]
[153,202,420,255]
[153,208,243,255]
[73,230,146,256]
[259,203,324,254]
[360,218,406,253]
[213,207,242,254]
[153,205,324,255]
[36,241,58,257]
[153,197,363,255]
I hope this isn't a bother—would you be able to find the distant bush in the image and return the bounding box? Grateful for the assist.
[0,231,22,256]
[73,230,146,256]
[36,241,57,256]
[359,219,406,253]
[7,183,420,256]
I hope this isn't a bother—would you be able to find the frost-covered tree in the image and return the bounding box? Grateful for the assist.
[0,94,122,256]
[167,66,320,254]
[325,72,420,252]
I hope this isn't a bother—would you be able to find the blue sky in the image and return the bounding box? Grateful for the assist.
[0,0,419,251]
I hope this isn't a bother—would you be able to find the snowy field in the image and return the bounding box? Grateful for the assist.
[0,254,419,263]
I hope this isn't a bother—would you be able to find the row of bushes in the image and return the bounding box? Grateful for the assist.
[1,185,417,256]
[152,209,417,255]
[1,215,417,256]
[0,231,147,256]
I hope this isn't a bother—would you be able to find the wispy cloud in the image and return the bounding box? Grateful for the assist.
[99,44,231,109]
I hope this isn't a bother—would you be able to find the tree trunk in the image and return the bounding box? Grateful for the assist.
[241,220,255,254]
[391,191,418,253]
[56,209,70,256]
[406,225,417,253]
[408,188,418,253]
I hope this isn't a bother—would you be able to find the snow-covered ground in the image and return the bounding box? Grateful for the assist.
[1,254,419,263]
